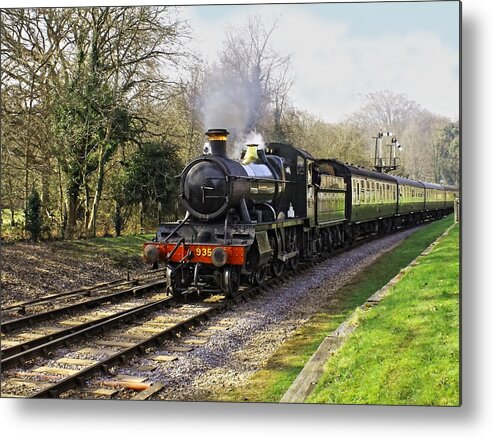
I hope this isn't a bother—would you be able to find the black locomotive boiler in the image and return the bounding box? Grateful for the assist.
[143,128,458,298]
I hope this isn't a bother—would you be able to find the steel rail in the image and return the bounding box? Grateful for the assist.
[28,306,214,399]
[1,286,170,360]
[1,279,129,313]
[1,269,166,313]
[1,279,166,334]
[1,291,173,370]
[29,284,271,399]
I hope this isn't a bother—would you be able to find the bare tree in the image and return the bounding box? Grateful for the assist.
[345,90,454,181]
[1,8,71,235]
[198,15,293,144]
[349,90,423,134]
[1,6,190,239]
[224,15,292,132]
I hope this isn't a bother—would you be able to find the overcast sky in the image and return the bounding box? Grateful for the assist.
[179,1,460,123]
[8,1,460,123]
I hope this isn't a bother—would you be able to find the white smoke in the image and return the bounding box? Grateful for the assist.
[244,131,265,149]
[199,63,265,159]
[231,130,266,160]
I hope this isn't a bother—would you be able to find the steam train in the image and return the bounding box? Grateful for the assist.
[143,128,458,298]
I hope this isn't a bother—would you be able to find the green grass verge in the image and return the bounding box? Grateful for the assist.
[210,215,455,403]
[306,223,459,406]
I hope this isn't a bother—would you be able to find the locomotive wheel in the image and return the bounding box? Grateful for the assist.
[286,228,299,270]
[166,266,181,300]
[222,266,241,297]
[287,254,299,270]
[271,257,284,277]
[254,266,268,285]
[325,230,334,253]
[269,235,284,277]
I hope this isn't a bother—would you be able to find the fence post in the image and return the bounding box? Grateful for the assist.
[454,198,460,223]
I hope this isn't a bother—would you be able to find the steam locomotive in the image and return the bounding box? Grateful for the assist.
[143,128,458,298]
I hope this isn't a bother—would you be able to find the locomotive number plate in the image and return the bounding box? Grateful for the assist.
[195,247,212,257]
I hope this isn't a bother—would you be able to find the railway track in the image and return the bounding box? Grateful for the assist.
[1,252,304,399]
[1,288,257,399]
[1,269,166,320]
[0,222,433,400]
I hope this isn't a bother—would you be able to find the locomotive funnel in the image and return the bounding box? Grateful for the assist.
[206,129,229,157]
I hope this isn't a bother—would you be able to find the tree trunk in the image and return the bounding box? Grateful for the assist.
[87,146,106,237]
[24,147,29,233]
[66,180,80,239]
[7,177,16,226]
[41,165,51,220]
[58,163,66,238]
[83,173,91,235]
[139,201,144,235]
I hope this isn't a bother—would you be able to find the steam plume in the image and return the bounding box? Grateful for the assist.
[199,63,264,158]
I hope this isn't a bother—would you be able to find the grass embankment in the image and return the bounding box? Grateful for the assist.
[212,216,455,403]
[62,234,155,265]
[307,223,460,406]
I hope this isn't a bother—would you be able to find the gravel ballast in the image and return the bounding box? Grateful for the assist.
[114,227,421,402]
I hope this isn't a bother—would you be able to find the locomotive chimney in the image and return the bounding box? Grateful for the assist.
[205,129,229,157]
[242,144,259,164]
